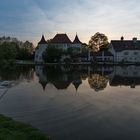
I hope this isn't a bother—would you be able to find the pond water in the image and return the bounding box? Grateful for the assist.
[0,65,140,140]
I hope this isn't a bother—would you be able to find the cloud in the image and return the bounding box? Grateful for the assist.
[0,0,140,45]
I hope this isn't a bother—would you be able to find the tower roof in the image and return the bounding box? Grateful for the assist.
[39,81,48,91]
[51,34,72,44]
[73,34,82,44]
[38,35,47,44]
[72,80,82,91]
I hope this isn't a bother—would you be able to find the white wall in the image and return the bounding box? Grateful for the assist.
[108,43,140,62]
[34,43,82,63]
[115,50,140,62]
[35,44,47,63]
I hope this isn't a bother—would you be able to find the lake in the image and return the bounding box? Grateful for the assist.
[0,65,140,140]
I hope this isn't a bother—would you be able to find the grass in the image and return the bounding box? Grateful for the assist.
[0,114,50,140]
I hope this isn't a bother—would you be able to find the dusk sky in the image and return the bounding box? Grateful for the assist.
[0,0,140,45]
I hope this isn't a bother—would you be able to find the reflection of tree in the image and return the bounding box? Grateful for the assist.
[0,66,34,81]
[88,74,108,92]
[81,73,88,80]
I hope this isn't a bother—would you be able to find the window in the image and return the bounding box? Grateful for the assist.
[134,52,138,55]
[133,71,138,76]
[124,52,129,55]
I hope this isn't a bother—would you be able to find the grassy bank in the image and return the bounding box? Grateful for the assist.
[0,114,50,140]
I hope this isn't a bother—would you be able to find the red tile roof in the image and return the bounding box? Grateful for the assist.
[73,34,82,44]
[51,34,72,44]
[38,35,47,44]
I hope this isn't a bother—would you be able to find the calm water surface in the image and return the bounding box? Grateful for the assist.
[0,65,140,140]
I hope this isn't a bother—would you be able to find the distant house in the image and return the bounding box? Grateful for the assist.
[109,37,140,62]
[35,33,83,63]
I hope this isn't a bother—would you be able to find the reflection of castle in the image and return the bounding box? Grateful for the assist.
[35,66,83,91]
[35,65,140,91]
[35,66,48,90]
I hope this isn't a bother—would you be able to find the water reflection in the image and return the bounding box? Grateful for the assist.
[88,74,108,91]
[1,65,140,139]
[109,66,140,88]
[0,65,140,92]
[0,66,34,100]
[0,66,34,81]
[35,65,140,91]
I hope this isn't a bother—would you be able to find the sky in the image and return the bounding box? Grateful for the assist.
[0,0,140,45]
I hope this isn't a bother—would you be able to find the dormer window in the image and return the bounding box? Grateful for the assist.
[124,52,129,55]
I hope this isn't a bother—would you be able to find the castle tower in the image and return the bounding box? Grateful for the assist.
[35,35,48,63]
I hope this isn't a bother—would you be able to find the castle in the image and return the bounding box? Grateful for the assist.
[35,33,83,63]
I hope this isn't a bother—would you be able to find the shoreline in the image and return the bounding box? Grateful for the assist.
[1,60,140,66]
[16,61,140,66]
[0,114,50,140]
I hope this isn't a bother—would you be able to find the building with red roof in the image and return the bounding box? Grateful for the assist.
[35,35,48,63]
[35,33,83,63]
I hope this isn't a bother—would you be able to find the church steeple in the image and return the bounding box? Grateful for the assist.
[38,35,47,44]
[73,34,82,44]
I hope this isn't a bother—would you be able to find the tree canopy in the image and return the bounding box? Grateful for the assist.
[0,37,34,61]
[43,45,64,63]
[0,42,18,60]
[88,32,109,52]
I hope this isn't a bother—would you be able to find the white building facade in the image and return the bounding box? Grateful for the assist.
[35,34,82,63]
[35,35,48,63]
[109,37,140,62]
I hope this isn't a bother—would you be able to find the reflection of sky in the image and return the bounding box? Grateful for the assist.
[0,0,140,45]
[1,73,140,140]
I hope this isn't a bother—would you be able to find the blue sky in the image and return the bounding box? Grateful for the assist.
[0,0,140,45]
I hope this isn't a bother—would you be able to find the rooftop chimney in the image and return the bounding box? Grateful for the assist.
[133,37,137,43]
[121,36,124,41]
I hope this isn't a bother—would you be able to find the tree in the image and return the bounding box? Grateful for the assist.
[88,32,109,52]
[23,41,34,53]
[0,36,34,60]
[0,42,18,60]
[88,74,108,92]
[43,45,63,63]
[16,41,34,60]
